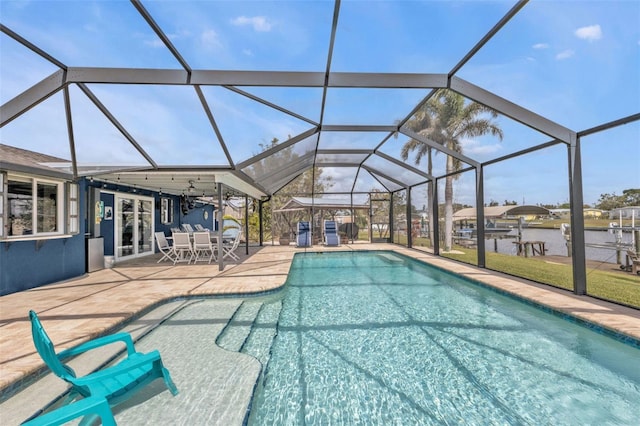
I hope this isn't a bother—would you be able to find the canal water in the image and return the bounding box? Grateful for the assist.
[489,228,635,264]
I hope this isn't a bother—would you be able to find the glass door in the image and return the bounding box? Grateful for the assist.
[137,199,153,256]
[116,195,154,260]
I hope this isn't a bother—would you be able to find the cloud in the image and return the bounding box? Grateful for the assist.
[575,24,602,41]
[144,29,191,48]
[556,49,574,60]
[144,37,165,48]
[231,16,272,32]
[460,138,502,156]
[201,29,222,49]
[532,43,549,49]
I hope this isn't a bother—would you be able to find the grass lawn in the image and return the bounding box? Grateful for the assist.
[443,248,640,309]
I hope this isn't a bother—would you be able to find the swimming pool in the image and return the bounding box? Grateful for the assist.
[247,251,640,425]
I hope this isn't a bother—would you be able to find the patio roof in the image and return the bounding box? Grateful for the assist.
[1,1,638,200]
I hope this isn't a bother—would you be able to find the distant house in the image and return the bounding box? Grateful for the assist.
[583,208,607,219]
[453,205,552,223]
[609,206,640,220]
[549,209,570,218]
[550,208,608,219]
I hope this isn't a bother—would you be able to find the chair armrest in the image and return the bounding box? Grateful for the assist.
[58,332,136,359]
[72,351,163,386]
[21,396,115,426]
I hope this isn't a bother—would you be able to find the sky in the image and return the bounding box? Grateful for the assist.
[1,0,639,207]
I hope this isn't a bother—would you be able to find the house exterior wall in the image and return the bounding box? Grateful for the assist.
[0,180,88,296]
[1,177,220,296]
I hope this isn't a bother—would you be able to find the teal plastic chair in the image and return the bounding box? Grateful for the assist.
[21,396,115,426]
[29,310,178,420]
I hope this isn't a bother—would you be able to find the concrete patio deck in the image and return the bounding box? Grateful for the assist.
[1,243,639,424]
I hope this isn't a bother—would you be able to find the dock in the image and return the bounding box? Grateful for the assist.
[512,240,546,257]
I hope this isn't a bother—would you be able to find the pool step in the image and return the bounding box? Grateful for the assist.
[241,300,282,366]
[376,252,405,264]
[217,301,262,352]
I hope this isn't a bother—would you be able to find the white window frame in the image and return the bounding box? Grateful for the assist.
[2,172,73,241]
[67,182,80,235]
[160,197,174,224]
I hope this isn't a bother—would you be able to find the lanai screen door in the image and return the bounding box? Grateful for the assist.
[370,196,390,243]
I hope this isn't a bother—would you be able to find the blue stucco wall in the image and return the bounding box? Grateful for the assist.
[0,236,86,295]
[0,180,88,296]
[100,192,115,256]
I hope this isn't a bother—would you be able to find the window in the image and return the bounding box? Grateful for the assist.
[161,197,174,224]
[37,182,58,233]
[67,183,79,234]
[5,174,65,238]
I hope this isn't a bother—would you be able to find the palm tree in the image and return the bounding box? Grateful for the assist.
[401,90,503,251]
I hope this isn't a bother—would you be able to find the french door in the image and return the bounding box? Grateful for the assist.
[115,194,154,260]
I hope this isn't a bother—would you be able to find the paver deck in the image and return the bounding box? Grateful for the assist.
[1,243,639,425]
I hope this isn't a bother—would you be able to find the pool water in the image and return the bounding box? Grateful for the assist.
[248,251,640,425]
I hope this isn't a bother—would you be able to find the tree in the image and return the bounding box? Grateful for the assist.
[402,90,503,251]
[595,189,640,210]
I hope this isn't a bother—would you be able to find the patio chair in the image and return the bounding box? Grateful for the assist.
[28,310,178,424]
[154,232,176,263]
[297,221,312,247]
[222,228,242,261]
[323,220,340,246]
[193,231,216,264]
[182,223,195,234]
[172,232,194,264]
[21,396,115,426]
[194,224,210,232]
